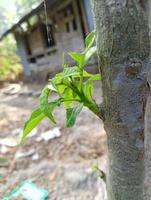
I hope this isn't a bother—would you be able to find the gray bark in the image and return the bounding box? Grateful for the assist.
[144,2,151,200]
[144,91,151,200]
[91,0,150,199]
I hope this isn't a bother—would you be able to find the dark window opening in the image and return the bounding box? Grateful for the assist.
[24,34,31,55]
[41,23,55,48]
[66,22,70,32]
[72,19,77,30]
[28,57,36,63]
[37,54,45,58]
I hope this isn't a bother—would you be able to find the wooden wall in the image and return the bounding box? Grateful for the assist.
[27,26,44,55]
[16,0,96,82]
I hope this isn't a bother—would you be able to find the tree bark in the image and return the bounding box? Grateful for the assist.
[91,0,150,199]
[144,2,151,199]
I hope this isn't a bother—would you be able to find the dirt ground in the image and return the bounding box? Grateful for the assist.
[0,82,107,200]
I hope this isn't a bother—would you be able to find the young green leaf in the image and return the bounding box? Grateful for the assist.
[69,52,85,68]
[85,31,96,48]
[63,88,73,108]
[66,68,92,78]
[22,31,100,142]
[21,108,45,142]
[50,72,63,84]
[63,64,68,69]
[40,87,56,123]
[21,99,61,142]
[58,84,67,94]
[84,46,97,65]
[84,81,94,102]
[63,66,81,78]
[87,73,101,82]
[66,103,83,127]
[47,82,57,92]
[83,70,93,77]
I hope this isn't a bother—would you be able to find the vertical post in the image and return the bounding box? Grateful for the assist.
[14,32,31,77]
[83,0,94,32]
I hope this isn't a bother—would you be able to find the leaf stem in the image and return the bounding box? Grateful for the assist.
[63,99,81,102]
[80,72,83,92]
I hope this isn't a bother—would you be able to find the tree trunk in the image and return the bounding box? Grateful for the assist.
[91,0,150,199]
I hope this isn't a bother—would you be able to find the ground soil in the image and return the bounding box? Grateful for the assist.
[0,82,107,200]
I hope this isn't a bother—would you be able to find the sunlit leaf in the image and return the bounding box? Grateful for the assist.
[40,87,56,123]
[21,108,45,142]
[83,70,92,77]
[85,31,96,48]
[21,100,61,142]
[72,79,81,91]
[22,31,100,142]
[47,83,57,92]
[66,103,83,127]
[64,64,68,69]
[50,72,63,84]
[84,46,97,65]
[87,73,101,81]
[63,66,81,77]
[58,84,67,94]
[63,88,73,108]
[84,81,94,101]
[69,52,85,67]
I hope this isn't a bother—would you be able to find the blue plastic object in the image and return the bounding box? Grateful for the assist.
[3,179,49,200]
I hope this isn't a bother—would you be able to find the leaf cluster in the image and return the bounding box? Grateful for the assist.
[21,31,101,142]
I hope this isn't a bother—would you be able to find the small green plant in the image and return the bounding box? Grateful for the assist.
[92,162,106,182]
[21,31,101,142]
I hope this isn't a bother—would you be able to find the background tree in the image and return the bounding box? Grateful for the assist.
[14,0,41,19]
[0,0,41,81]
[91,0,150,199]
[0,35,22,80]
[0,6,9,36]
[0,0,41,34]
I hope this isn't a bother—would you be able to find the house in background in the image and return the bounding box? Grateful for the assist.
[0,0,96,82]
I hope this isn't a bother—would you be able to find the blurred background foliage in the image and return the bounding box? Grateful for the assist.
[0,0,41,82]
[0,35,22,81]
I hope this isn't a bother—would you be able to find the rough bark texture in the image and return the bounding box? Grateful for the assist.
[144,2,151,200]
[144,89,151,200]
[91,0,150,199]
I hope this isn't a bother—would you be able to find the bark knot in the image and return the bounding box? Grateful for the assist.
[125,59,142,78]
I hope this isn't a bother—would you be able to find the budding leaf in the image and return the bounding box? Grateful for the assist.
[84,81,94,102]
[21,108,45,142]
[66,103,83,128]
[69,52,85,68]
[63,66,81,77]
[84,46,97,65]
[85,31,96,48]
[58,84,67,94]
[63,88,73,108]
[40,87,56,123]
[51,72,63,84]
[22,31,99,142]
[87,73,101,81]
[21,100,61,142]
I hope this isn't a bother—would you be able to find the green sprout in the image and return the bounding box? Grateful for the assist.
[92,162,106,183]
[21,31,101,142]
